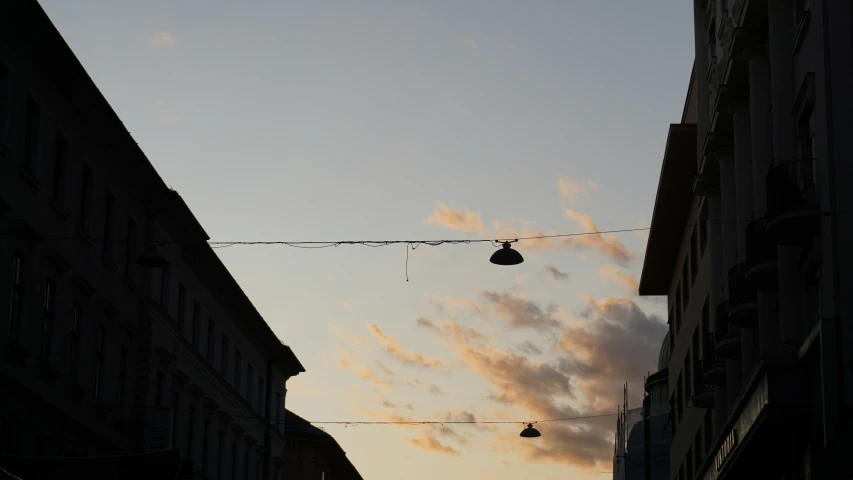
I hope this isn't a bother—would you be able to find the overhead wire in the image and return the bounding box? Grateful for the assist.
[0,210,847,249]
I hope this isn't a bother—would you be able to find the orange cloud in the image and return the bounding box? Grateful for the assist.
[368,323,446,370]
[424,202,485,234]
[561,209,635,266]
[599,266,640,296]
[409,433,461,456]
[149,31,176,48]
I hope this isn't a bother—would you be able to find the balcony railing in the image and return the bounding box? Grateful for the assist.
[745,217,776,266]
[728,262,757,314]
[766,158,818,217]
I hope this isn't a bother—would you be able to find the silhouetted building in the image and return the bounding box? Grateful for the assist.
[641,1,853,479]
[612,337,671,480]
[283,411,363,480]
[0,1,304,479]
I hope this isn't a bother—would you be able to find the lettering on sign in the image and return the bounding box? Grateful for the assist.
[715,429,738,471]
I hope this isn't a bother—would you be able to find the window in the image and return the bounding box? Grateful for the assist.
[247,365,254,403]
[231,441,238,480]
[687,447,694,479]
[275,393,282,431]
[258,377,264,413]
[41,280,56,362]
[0,63,7,137]
[94,326,106,400]
[684,351,691,404]
[690,229,699,284]
[118,345,128,409]
[675,285,682,333]
[255,460,260,480]
[692,329,701,396]
[102,192,116,255]
[218,429,225,476]
[676,372,684,421]
[79,164,93,233]
[719,0,728,12]
[201,415,209,475]
[799,105,815,159]
[187,405,195,454]
[243,452,249,480]
[695,431,703,469]
[52,133,68,202]
[682,262,690,307]
[235,351,242,392]
[158,265,170,307]
[206,318,215,361]
[192,302,201,348]
[23,96,40,173]
[170,393,180,449]
[707,20,717,64]
[156,370,165,407]
[9,253,24,339]
[177,283,186,329]
[221,336,230,376]
[69,304,82,381]
[124,218,137,279]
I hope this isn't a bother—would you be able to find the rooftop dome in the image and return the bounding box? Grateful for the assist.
[657,332,671,372]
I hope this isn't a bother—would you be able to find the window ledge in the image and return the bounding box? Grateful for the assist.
[18,166,42,191]
[50,199,70,221]
[792,10,811,55]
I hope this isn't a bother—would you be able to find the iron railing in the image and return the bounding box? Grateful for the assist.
[744,217,776,267]
[712,301,739,343]
[766,158,818,217]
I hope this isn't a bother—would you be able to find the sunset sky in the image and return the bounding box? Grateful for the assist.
[39,1,693,478]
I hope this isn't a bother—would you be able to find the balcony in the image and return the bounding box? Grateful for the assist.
[702,355,727,386]
[692,381,716,409]
[743,218,778,291]
[765,159,820,246]
[728,263,758,327]
[713,302,741,359]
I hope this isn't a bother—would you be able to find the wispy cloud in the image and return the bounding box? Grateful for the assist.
[481,291,561,332]
[557,176,600,203]
[424,202,485,234]
[149,31,176,48]
[409,433,461,456]
[561,209,635,266]
[374,390,413,411]
[343,300,353,311]
[543,265,569,282]
[431,293,665,467]
[599,266,640,296]
[462,37,479,50]
[368,323,446,370]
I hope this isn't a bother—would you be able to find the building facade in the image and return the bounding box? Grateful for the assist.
[612,339,671,480]
[641,1,853,479]
[283,411,363,480]
[0,1,304,479]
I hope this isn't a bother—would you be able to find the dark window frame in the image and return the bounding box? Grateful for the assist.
[102,192,116,255]
[41,279,56,362]
[9,252,24,339]
[52,132,69,203]
[69,303,82,382]
[94,325,106,400]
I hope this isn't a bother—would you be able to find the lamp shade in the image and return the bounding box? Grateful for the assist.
[490,242,524,266]
[137,246,169,268]
[520,424,541,438]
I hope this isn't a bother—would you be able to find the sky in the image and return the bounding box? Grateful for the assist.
[39,1,694,479]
